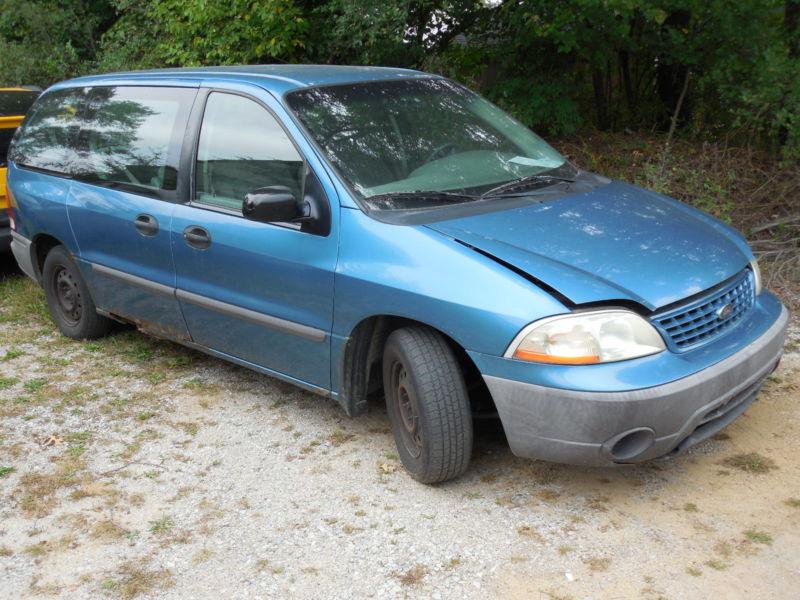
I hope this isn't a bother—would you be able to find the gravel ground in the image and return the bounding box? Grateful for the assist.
[1,263,799,600]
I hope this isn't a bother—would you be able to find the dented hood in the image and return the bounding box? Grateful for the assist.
[425,181,751,310]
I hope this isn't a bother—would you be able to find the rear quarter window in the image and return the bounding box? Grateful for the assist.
[9,88,88,175]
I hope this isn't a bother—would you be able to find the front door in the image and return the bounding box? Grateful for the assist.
[171,89,338,390]
[67,85,197,339]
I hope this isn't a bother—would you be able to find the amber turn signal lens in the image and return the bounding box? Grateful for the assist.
[512,349,600,364]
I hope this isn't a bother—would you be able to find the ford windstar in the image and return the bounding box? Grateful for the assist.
[7,66,788,483]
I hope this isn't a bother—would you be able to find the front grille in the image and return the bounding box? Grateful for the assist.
[652,270,755,351]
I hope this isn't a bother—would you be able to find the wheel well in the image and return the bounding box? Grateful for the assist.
[337,316,494,417]
[31,234,63,281]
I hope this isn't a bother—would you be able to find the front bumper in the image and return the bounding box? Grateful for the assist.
[484,304,789,466]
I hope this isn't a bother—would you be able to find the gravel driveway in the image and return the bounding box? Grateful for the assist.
[1,264,799,600]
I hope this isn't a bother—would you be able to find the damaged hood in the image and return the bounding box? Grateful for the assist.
[425,181,751,310]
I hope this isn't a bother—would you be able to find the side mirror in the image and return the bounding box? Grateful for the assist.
[242,186,307,224]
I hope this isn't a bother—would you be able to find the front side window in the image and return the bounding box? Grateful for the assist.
[286,78,573,211]
[76,86,194,195]
[195,92,304,212]
[9,88,88,175]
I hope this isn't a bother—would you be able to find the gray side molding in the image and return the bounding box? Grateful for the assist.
[91,263,175,298]
[175,289,327,343]
[90,261,327,343]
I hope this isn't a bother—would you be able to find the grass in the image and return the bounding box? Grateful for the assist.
[91,519,128,540]
[0,376,19,390]
[686,565,703,577]
[584,556,612,572]
[24,541,50,557]
[16,456,87,517]
[0,275,49,324]
[23,378,47,393]
[721,452,778,474]
[704,559,729,571]
[1,348,24,361]
[684,502,699,512]
[392,564,428,586]
[328,428,356,446]
[517,525,544,542]
[743,528,773,545]
[148,515,174,535]
[103,561,174,600]
[192,548,213,564]
[0,466,15,478]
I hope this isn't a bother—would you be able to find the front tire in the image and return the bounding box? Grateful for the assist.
[383,326,473,483]
[42,245,111,340]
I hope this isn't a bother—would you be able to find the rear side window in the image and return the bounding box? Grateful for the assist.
[9,88,87,175]
[195,92,304,212]
[76,86,195,196]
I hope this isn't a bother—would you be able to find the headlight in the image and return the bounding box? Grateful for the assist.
[749,259,762,295]
[506,309,666,365]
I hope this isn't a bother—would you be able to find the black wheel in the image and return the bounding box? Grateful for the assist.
[383,326,473,483]
[42,245,111,340]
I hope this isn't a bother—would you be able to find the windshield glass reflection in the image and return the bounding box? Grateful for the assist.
[287,78,570,208]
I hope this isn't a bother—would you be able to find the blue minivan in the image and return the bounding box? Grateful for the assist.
[7,66,788,483]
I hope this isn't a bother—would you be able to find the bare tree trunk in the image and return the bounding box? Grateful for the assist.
[593,70,610,130]
[619,49,635,117]
[657,69,691,181]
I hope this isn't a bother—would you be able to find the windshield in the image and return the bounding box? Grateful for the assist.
[286,78,572,209]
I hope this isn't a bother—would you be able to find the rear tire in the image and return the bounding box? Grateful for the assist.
[42,245,111,340]
[383,326,473,483]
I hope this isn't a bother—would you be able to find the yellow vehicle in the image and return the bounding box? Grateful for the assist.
[1,87,39,252]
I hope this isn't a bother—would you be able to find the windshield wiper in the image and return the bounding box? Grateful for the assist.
[366,190,481,204]
[480,173,576,200]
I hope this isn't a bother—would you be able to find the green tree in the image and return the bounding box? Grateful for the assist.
[0,0,114,86]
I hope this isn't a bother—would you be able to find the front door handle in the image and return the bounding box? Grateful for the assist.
[134,213,159,237]
[183,225,211,250]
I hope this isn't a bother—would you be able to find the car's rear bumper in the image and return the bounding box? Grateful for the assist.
[483,304,789,466]
[10,230,36,280]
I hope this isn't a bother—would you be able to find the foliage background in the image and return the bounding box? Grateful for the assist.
[1,0,799,156]
[0,0,797,294]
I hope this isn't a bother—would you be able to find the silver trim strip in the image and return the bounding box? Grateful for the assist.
[175,289,327,343]
[89,262,327,343]
[91,263,175,298]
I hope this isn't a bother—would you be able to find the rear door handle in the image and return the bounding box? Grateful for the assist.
[134,213,159,236]
[183,225,211,250]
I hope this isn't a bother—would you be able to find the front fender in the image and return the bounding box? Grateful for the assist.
[330,207,567,395]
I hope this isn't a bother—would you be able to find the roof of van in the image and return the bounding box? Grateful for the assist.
[53,64,436,95]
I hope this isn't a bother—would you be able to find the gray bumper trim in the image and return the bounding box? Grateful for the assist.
[484,306,789,466]
[10,231,36,281]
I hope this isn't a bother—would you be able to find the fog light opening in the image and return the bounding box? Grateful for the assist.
[608,428,655,462]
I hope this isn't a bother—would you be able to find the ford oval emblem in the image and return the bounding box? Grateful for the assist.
[716,303,735,321]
